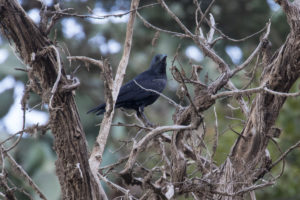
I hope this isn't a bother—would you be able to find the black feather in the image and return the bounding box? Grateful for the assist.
[87,54,167,115]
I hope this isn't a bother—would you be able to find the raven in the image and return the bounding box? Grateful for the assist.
[87,54,167,122]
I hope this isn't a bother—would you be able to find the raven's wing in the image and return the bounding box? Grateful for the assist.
[87,103,106,115]
[116,77,166,104]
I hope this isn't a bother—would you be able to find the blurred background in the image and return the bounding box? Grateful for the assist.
[0,0,300,199]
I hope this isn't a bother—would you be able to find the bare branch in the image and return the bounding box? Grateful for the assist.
[212,106,219,158]
[4,85,30,152]
[212,181,275,197]
[198,0,216,29]
[157,0,193,36]
[0,123,49,146]
[50,2,159,21]
[211,86,264,99]
[60,76,80,92]
[212,23,268,43]
[230,22,271,76]
[99,156,130,176]
[133,80,182,110]
[88,0,140,198]
[207,14,216,43]
[48,45,62,110]
[97,173,138,200]
[2,147,48,200]
[137,12,190,38]
[112,122,152,131]
[263,87,300,97]
[121,124,193,175]
[271,139,300,168]
[241,54,260,90]
[212,83,300,99]
[67,56,104,70]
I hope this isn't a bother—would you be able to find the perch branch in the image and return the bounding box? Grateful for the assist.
[88,0,140,197]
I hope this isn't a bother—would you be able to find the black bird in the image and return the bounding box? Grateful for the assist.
[87,54,167,122]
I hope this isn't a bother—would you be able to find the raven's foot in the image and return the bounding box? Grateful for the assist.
[136,110,155,128]
[145,121,155,128]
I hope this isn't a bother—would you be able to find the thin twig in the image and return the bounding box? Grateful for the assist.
[211,181,275,197]
[158,0,194,36]
[112,122,152,131]
[4,85,30,152]
[198,0,216,27]
[207,13,216,43]
[213,23,268,43]
[100,155,130,176]
[212,83,300,99]
[241,54,260,90]
[48,45,62,110]
[67,56,104,70]
[263,87,300,97]
[159,0,249,115]
[137,12,190,38]
[211,86,264,99]
[269,138,285,179]
[133,80,182,109]
[51,3,159,21]
[271,139,300,168]
[0,123,49,146]
[230,22,271,76]
[212,106,219,158]
[3,148,48,200]
[120,124,193,175]
[98,173,138,200]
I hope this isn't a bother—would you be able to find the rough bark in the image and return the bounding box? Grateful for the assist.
[215,1,300,199]
[0,1,102,199]
[164,1,300,199]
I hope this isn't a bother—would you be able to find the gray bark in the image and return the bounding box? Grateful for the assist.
[0,1,102,199]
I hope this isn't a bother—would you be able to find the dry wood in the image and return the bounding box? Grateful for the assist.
[0,0,104,199]
[1,0,300,199]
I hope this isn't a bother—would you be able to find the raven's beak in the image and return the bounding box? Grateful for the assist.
[160,54,167,62]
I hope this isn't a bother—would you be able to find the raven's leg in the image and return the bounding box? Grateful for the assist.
[136,106,154,127]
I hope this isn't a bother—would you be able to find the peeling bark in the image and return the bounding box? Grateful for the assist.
[215,2,300,199]
[0,1,102,199]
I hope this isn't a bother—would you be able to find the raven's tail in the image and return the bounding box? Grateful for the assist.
[87,103,106,115]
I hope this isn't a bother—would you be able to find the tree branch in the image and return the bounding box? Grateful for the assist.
[88,0,140,197]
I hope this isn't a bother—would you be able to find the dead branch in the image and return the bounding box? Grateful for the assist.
[120,124,193,176]
[45,45,62,110]
[88,0,140,198]
[98,173,138,200]
[133,80,182,110]
[137,12,190,38]
[212,106,219,158]
[49,2,159,21]
[230,22,271,77]
[4,149,48,200]
[67,56,104,70]
[211,84,300,99]
[270,139,300,169]
[0,0,105,199]
[0,123,50,146]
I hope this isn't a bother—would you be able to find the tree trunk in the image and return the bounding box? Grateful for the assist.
[215,1,300,199]
[0,0,102,199]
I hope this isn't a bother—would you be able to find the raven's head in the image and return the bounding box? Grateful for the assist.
[150,54,167,75]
